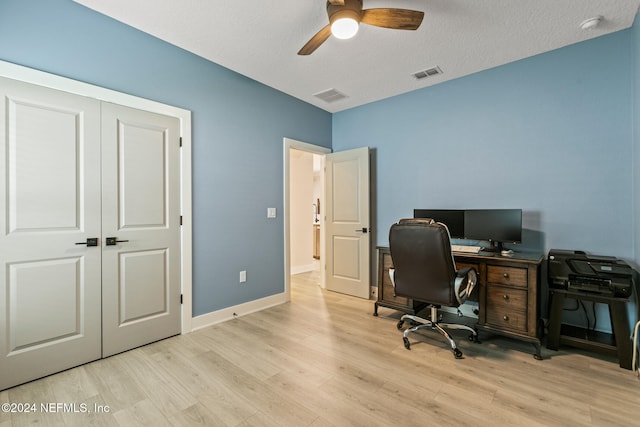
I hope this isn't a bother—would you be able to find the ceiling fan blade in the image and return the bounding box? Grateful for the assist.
[361,8,424,30]
[298,24,332,55]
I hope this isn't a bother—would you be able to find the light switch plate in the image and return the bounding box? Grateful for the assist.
[267,207,276,218]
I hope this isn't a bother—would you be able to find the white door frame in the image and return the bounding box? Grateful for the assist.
[0,60,194,334]
[283,138,331,301]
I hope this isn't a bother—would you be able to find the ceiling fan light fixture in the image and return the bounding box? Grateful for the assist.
[298,0,423,55]
[331,17,359,39]
[329,6,361,40]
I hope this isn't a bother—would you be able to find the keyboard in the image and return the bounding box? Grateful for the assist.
[451,245,482,254]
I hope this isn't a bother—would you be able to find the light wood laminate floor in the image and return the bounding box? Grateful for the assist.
[1,271,639,426]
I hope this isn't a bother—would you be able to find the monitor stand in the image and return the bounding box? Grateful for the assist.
[483,240,504,253]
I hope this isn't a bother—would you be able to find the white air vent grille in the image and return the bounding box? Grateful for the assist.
[314,88,348,103]
[412,66,443,80]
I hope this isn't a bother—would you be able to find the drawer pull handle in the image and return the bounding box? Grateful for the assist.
[503,273,509,279]
[503,294,509,301]
[503,315,509,321]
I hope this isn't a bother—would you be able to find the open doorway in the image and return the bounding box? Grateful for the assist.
[283,138,331,301]
[289,150,322,274]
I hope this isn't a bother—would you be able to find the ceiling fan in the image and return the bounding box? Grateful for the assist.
[298,0,424,55]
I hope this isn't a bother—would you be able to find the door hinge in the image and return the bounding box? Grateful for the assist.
[180,215,183,226]
[179,137,183,147]
[180,294,183,304]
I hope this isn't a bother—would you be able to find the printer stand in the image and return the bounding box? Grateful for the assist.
[546,289,632,369]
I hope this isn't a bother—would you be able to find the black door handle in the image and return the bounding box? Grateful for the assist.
[75,238,98,247]
[106,237,129,246]
[355,227,368,233]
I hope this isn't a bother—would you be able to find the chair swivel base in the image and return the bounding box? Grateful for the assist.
[397,306,478,359]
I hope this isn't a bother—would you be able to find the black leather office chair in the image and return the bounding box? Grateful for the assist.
[389,218,478,358]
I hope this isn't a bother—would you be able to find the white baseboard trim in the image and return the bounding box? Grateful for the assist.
[291,263,314,275]
[190,292,289,332]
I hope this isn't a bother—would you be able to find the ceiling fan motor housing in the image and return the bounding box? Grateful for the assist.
[327,0,363,25]
[298,0,423,55]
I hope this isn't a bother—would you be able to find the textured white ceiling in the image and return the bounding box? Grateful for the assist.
[73,0,639,113]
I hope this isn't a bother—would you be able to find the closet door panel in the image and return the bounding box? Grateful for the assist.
[101,103,181,357]
[0,77,102,390]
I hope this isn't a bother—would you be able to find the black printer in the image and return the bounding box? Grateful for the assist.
[548,249,634,298]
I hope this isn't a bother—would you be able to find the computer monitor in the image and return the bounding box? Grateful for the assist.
[464,209,522,250]
[413,209,465,239]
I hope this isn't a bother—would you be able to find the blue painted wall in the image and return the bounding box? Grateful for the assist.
[334,24,638,332]
[0,0,332,316]
[334,30,633,258]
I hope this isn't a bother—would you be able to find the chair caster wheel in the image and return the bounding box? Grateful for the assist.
[403,337,411,350]
[397,320,404,330]
[468,333,480,343]
[453,348,463,359]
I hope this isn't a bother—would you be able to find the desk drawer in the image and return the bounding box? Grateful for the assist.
[487,265,527,288]
[486,286,527,331]
[486,286,527,311]
[486,307,527,332]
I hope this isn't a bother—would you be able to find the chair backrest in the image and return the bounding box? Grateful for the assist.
[389,218,458,307]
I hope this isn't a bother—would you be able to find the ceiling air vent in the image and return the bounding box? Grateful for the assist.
[412,66,443,80]
[314,88,348,103]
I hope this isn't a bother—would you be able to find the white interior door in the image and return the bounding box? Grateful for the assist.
[101,103,181,357]
[0,78,102,390]
[324,147,370,299]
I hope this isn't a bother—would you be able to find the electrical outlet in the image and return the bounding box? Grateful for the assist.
[239,270,247,283]
[370,286,377,299]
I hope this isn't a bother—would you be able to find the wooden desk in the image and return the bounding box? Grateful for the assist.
[546,289,632,369]
[375,247,544,359]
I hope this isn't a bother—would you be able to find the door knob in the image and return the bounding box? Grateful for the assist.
[355,227,368,233]
[75,238,98,247]
[105,237,129,246]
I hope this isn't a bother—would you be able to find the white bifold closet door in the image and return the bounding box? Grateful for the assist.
[100,102,181,357]
[0,77,181,390]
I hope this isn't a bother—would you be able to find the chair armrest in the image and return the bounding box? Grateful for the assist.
[454,267,477,305]
[456,267,473,278]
